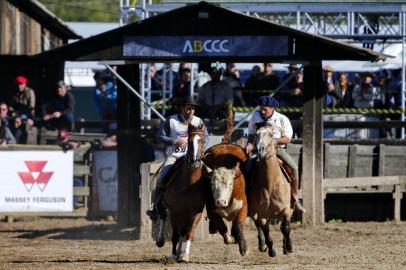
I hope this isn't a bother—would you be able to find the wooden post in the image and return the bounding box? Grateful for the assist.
[348,144,358,177]
[378,144,386,176]
[302,62,324,226]
[117,64,142,233]
[393,184,402,222]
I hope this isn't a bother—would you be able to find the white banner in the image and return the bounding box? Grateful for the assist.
[0,151,73,212]
[92,150,117,211]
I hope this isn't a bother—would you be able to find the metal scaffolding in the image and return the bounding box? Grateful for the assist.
[119,1,405,137]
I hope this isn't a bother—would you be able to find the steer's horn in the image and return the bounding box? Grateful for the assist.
[202,161,213,174]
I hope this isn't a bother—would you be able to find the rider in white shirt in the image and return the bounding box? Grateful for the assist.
[147,96,209,221]
[245,96,306,213]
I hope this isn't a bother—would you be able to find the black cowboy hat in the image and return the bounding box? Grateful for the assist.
[173,96,198,106]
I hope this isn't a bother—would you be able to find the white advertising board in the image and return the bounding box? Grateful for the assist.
[0,151,73,212]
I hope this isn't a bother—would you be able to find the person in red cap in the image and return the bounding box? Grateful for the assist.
[9,75,36,119]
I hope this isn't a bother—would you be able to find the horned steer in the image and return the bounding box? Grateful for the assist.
[203,143,249,256]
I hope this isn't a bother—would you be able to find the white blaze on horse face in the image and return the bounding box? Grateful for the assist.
[192,134,202,161]
[210,167,235,208]
[256,128,273,159]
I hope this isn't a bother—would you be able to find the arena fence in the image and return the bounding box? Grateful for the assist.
[139,142,406,239]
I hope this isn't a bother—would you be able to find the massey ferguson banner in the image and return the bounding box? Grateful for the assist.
[123,35,289,57]
[0,151,73,212]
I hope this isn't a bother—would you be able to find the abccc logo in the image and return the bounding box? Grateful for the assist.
[182,39,230,53]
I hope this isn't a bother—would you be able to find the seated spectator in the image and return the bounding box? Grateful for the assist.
[93,71,117,132]
[10,116,27,144]
[0,119,16,145]
[197,66,234,124]
[9,75,36,119]
[42,81,75,131]
[352,72,382,108]
[335,73,354,108]
[0,102,11,128]
[102,131,117,148]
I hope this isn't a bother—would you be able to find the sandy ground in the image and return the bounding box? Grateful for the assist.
[0,218,405,270]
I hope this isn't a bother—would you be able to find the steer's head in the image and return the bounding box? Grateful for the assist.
[206,163,239,208]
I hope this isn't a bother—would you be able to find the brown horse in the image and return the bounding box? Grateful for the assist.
[247,125,294,257]
[156,122,207,262]
[203,143,249,256]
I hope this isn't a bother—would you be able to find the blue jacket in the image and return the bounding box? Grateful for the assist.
[93,82,117,118]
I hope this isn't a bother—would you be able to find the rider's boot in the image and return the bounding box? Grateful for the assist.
[146,187,165,221]
[290,176,306,213]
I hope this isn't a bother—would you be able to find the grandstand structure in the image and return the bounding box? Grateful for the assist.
[118,0,405,131]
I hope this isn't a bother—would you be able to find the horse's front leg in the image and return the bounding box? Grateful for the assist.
[258,219,276,257]
[254,219,267,252]
[280,217,293,254]
[156,206,167,248]
[169,226,179,260]
[177,212,203,263]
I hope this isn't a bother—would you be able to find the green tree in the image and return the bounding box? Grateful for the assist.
[38,0,120,22]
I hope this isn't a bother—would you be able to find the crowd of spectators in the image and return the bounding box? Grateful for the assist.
[1,62,404,146]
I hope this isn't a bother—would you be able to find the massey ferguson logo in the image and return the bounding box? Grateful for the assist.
[17,161,54,192]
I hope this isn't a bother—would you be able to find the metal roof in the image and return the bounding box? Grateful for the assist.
[36,1,389,62]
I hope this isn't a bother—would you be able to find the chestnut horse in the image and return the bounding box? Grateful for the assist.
[203,143,249,256]
[247,125,294,257]
[156,122,207,262]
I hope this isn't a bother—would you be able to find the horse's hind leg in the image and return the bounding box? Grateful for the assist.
[254,220,267,252]
[280,217,293,254]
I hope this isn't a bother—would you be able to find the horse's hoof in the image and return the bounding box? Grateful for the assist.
[258,244,268,252]
[156,238,165,248]
[167,254,177,260]
[268,248,276,257]
[239,240,249,256]
[283,239,293,254]
[177,253,189,263]
[223,235,235,245]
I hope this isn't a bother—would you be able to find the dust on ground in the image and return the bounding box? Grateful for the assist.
[0,218,405,270]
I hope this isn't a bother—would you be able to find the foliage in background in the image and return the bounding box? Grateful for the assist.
[38,0,163,22]
[38,0,120,22]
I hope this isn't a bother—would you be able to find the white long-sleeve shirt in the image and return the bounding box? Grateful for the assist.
[247,111,293,142]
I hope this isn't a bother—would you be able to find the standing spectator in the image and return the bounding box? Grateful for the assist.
[323,65,339,107]
[9,75,36,119]
[0,119,16,145]
[335,73,354,108]
[42,81,75,131]
[259,63,280,92]
[173,67,192,98]
[197,66,234,125]
[0,102,11,128]
[93,71,117,132]
[222,63,245,106]
[352,72,382,108]
[244,65,263,106]
[278,64,299,106]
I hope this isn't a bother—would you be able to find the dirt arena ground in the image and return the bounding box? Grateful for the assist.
[0,218,405,270]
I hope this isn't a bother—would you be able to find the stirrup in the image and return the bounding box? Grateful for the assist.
[294,201,306,213]
[146,207,159,221]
